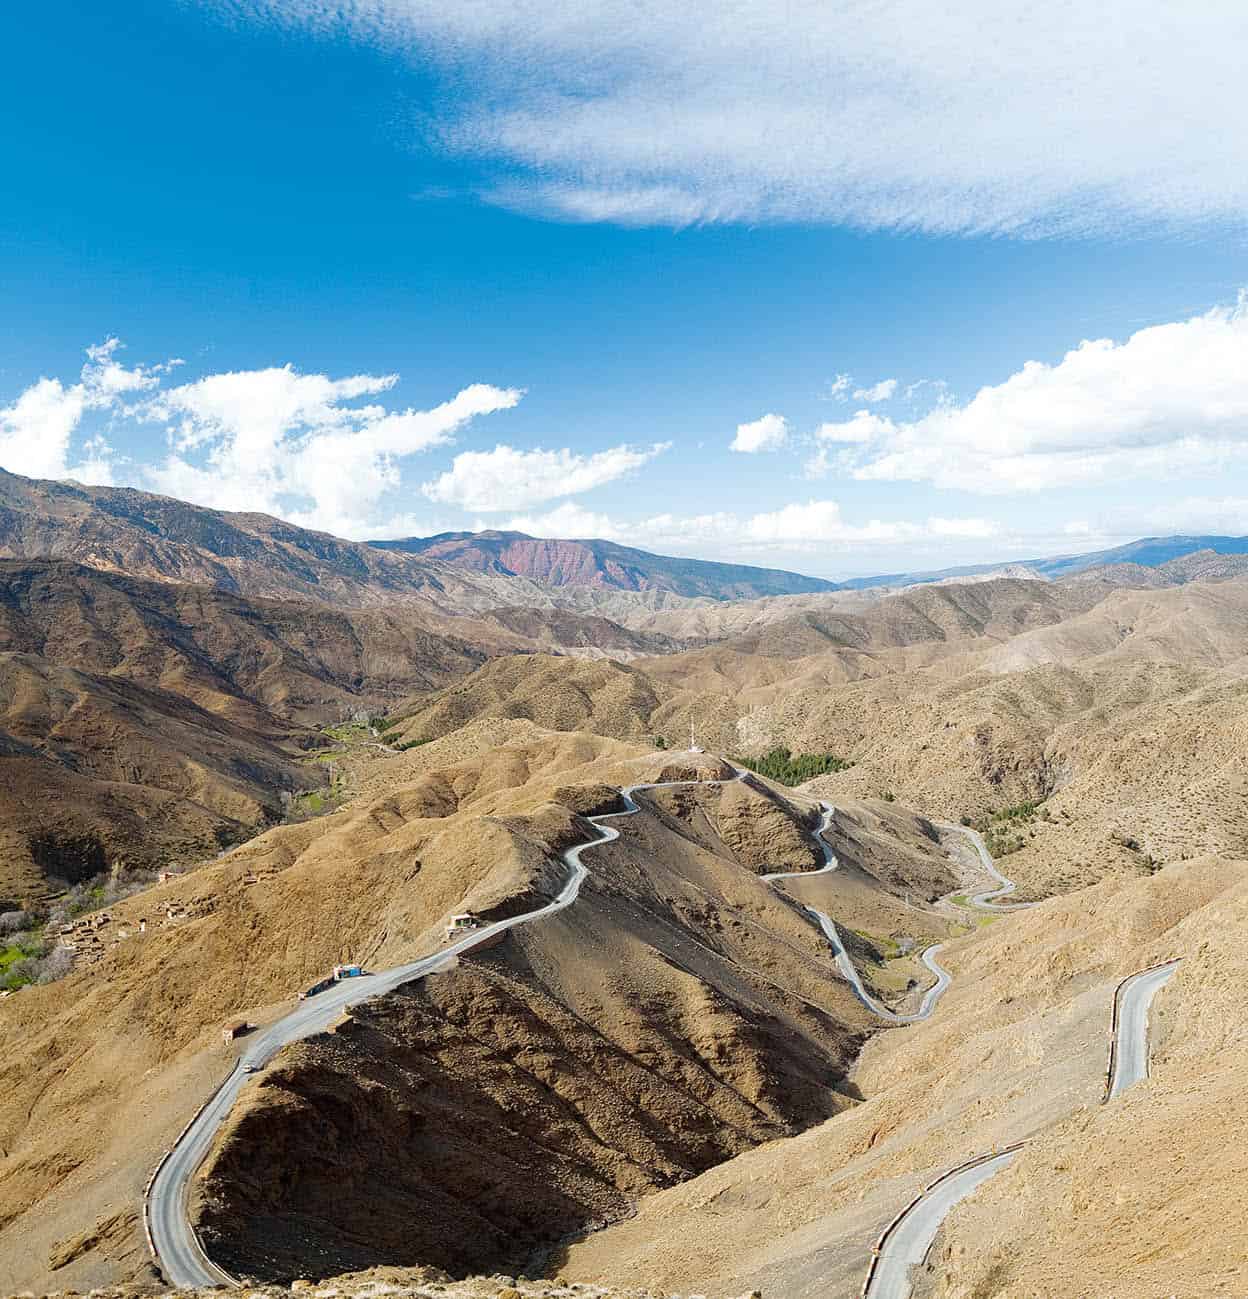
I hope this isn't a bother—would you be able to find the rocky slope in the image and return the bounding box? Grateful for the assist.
[373,531,840,600]
[0,469,524,611]
[0,559,496,899]
[0,727,957,1294]
[558,854,1247,1299]
[410,579,1248,902]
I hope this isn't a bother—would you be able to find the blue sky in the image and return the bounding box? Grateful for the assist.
[2,1,1248,578]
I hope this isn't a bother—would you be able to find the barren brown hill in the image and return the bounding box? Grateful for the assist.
[0,469,526,611]
[0,559,496,900]
[391,654,668,745]
[0,726,964,1293]
[558,854,1247,1299]
[390,579,1248,908]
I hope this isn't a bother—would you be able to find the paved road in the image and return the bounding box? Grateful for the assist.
[1108,959,1180,1099]
[863,956,1182,1299]
[147,766,1052,1291]
[864,1150,1020,1299]
[935,820,1034,910]
[146,763,753,1287]
[764,803,954,1023]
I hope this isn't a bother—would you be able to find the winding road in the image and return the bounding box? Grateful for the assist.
[934,820,1034,911]
[145,761,1060,1293]
[862,956,1183,1299]
[148,762,781,1287]
[762,807,953,1023]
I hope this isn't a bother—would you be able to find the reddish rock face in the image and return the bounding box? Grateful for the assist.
[375,530,839,600]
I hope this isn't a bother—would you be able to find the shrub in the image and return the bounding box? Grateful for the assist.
[0,910,33,936]
[4,942,75,988]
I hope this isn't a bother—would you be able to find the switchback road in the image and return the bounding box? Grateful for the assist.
[863,957,1182,1299]
[148,762,760,1287]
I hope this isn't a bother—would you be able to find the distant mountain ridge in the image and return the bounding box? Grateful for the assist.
[837,534,1248,590]
[3,466,1245,607]
[370,530,840,600]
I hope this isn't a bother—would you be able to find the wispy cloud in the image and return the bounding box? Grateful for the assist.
[498,496,1000,556]
[852,379,897,403]
[220,1,1248,235]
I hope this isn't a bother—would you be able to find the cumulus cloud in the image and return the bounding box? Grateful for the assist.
[145,366,519,535]
[0,338,164,484]
[0,340,521,537]
[422,442,669,512]
[852,379,897,403]
[823,297,1248,493]
[223,1,1248,235]
[731,413,788,454]
[497,501,623,539]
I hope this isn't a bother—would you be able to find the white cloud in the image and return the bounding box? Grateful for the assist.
[852,379,897,403]
[0,379,89,480]
[824,375,852,402]
[225,1,1248,235]
[828,296,1248,493]
[815,410,894,446]
[731,413,788,454]
[498,501,623,538]
[1099,496,1248,539]
[740,499,998,548]
[422,441,669,512]
[0,340,521,537]
[145,367,520,536]
[0,339,163,485]
[484,498,1001,558]
[806,410,896,478]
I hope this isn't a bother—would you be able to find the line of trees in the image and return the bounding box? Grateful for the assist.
[733,746,853,786]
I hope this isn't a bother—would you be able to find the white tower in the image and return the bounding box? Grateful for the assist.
[689,719,704,754]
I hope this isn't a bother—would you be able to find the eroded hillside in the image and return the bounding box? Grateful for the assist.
[0,726,959,1294]
[558,855,1247,1298]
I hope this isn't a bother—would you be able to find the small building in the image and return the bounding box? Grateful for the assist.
[445,913,481,940]
[333,963,363,980]
[222,1019,252,1044]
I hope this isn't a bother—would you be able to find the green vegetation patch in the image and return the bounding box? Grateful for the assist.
[321,722,368,743]
[974,799,1045,858]
[1,933,48,990]
[733,746,853,786]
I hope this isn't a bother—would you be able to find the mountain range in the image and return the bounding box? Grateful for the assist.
[5,466,1248,606]
[1,465,1247,1299]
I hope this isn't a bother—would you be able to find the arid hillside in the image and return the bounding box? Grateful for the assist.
[0,559,495,900]
[0,469,522,611]
[0,725,959,1294]
[558,853,1248,1299]
[396,578,1248,903]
